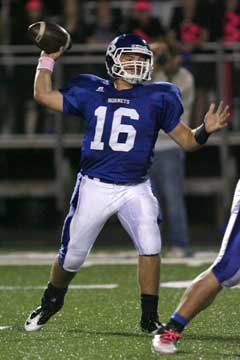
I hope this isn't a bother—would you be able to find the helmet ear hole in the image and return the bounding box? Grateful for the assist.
[106,33,153,84]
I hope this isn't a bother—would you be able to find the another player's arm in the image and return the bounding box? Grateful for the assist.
[169,102,230,151]
[34,48,64,112]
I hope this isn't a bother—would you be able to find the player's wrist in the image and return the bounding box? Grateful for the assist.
[194,123,211,145]
[37,55,55,72]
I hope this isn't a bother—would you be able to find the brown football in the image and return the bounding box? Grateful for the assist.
[28,21,72,54]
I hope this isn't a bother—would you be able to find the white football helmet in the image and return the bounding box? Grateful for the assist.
[106,33,153,84]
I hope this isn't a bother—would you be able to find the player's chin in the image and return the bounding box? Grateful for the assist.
[125,69,142,77]
[125,68,135,73]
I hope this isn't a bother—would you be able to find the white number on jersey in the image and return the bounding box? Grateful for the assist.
[90,106,139,152]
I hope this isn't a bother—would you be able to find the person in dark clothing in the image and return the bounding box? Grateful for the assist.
[222,0,240,130]
[11,0,46,133]
[167,0,223,126]
[123,0,165,42]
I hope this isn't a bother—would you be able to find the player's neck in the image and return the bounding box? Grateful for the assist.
[114,79,134,90]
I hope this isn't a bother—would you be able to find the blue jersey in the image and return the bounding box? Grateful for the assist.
[60,74,183,183]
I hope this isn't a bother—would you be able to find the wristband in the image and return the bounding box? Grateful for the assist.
[194,123,211,145]
[37,56,55,72]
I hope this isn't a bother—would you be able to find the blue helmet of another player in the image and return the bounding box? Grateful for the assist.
[105,33,153,84]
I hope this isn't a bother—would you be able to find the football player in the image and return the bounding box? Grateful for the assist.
[152,180,240,354]
[24,33,230,333]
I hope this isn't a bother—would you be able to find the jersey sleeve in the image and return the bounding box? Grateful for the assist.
[160,86,184,133]
[59,75,89,116]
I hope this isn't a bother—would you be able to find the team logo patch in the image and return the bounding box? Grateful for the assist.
[96,86,104,92]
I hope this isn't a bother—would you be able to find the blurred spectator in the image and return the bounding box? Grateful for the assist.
[13,0,85,42]
[84,0,122,78]
[207,0,225,40]
[150,43,194,257]
[167,0,208,49]
[40,0,80,37]
[0,1,11,133]
[86,0,121,44]
[9,0,85,134]
[62,0,85,43]
[12,0,44,44]
[24,0,84,43]
[167,0,220,127]
[123,0,165,42]
[153,43,194,123]
[222,0,240,130]
[223,0,240,42]
[11,0,46,133]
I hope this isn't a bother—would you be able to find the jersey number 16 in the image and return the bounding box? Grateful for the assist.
[90,106,139,152]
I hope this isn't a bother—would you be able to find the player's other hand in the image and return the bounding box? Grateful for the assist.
[204,101,230,133]
[41,46,65,61]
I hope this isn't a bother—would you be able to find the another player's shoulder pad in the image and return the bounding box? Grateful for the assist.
[66,74,108,90]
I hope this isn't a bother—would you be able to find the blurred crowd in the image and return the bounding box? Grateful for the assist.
[7,0,240,45]
[0,0,239,253]
[0,0,239,133]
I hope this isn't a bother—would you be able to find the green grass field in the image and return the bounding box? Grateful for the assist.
[0,263,239,360]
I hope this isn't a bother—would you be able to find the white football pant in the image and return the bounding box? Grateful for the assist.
[58,175,162,272]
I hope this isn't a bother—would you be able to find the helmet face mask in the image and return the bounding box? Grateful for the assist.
[106,34,153,84]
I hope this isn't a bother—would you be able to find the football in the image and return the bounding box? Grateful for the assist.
[28,21,72,54]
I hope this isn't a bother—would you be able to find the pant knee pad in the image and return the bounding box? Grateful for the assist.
[139,243,161,256]
[63,250,88,272]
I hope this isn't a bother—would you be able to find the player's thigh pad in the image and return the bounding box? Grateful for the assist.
[212,181,240,287]
[118,180,161,255]
[59,176,114,272]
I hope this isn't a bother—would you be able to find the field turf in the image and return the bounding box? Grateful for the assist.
[0,264,239,360]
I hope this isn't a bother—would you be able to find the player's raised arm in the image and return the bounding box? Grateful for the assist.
[34,48,64,112]
[169,101,230,151]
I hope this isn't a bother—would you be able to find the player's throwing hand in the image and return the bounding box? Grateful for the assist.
[204,101,230,133]
[40,47,65,61]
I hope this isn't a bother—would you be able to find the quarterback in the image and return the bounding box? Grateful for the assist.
[24,34,229,333]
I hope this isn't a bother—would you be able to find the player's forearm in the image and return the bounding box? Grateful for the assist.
[180,128,202,152]
[184,123,215,151]
[33,56,63,112]
[170,122,206,152]
[181,120,215,151]
[34,69,53,102]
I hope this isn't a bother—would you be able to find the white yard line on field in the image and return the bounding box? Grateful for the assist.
[0,326,12,330]
[0,251,218,266]
[0,281,239,291]
[162,280,240,289]
[0,284,118,290]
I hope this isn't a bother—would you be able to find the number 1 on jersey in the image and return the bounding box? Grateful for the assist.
[90,106,139,152]
[90,106,106,150]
